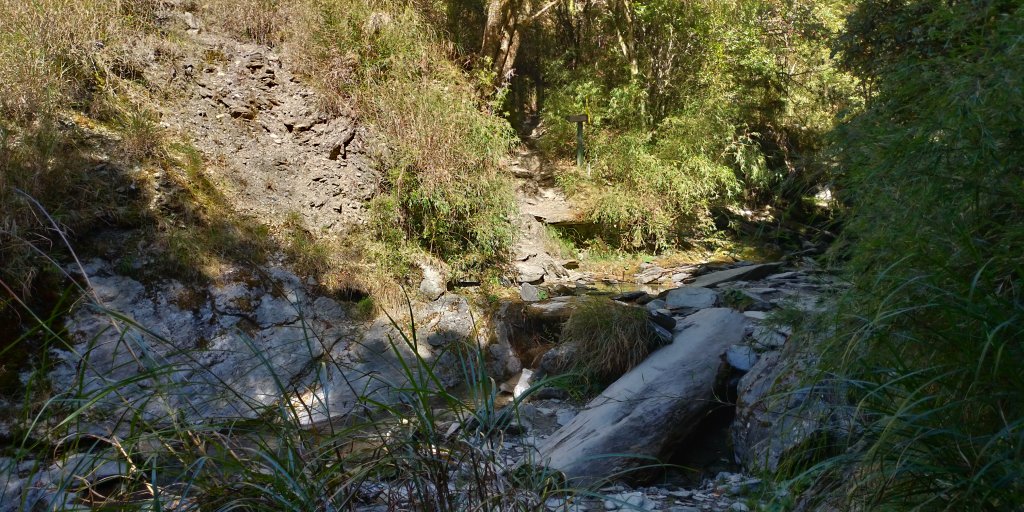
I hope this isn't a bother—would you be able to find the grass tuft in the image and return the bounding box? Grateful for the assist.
[559,297,661,386]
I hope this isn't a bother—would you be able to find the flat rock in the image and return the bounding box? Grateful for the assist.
[665,287,718,310]
[535,308,746,485]
[687,263,782,288]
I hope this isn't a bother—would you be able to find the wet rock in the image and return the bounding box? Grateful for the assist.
[536,309,747,485]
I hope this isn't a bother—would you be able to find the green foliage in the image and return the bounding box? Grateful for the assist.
[559,297,662,385]
[795,1,1024,508]
[291,0,518,273]
[529,0,856,248]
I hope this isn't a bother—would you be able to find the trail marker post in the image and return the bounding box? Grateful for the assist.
[565,114,588,167]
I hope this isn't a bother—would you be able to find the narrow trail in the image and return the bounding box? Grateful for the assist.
[507,146,583,285]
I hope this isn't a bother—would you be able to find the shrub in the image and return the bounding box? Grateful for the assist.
[559,297,661,385]
[288,0,518,274]
[792,1,1024,509]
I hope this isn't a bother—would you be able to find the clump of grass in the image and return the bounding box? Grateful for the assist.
[559,297,661,385]
[203,0,286,46]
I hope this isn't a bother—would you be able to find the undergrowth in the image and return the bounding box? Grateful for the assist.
[558,297,661,387]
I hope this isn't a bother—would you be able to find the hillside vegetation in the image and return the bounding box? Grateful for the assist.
[1,0,1021,510]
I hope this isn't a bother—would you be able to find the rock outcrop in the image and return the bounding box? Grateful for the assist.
[46,260,485,436]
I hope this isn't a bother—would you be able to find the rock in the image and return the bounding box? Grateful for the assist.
[725,345,758,372]
[536,309,747,485]
[732,352,854,474]
[513,369,534,398]
[611,291,646,302]
[418,263,446,300]
[687,263,782,289]
[555,409,576,426]
[520,283,543,302]
[487,304,524,382]
[517,262,546,284]
[539,342,578,376]
[635,266,665,284]
[182,12,203,33]
[664,287,718,310]
[650,322,673,346]
[648,309,676,331]
[644,299,668,312]
[751,326,787,349]
[526,298,578,321]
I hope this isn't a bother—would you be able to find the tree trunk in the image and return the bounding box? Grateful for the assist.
[482,0,532,86]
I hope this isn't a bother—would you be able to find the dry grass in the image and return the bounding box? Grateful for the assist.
[203,0,286,46]
[559,297,660,383]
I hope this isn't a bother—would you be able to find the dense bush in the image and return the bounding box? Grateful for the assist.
[526,0,856,248]
[797,0,1024,508]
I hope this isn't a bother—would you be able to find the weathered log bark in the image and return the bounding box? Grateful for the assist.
[535,308,747,485]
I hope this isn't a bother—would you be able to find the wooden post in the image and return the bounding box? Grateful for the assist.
[565,114,588,167]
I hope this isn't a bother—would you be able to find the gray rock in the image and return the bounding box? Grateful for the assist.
[517,262,546,284]
[520,283,543,302]
[644,299,668,312]
[536,309,747,485]
[665,287,718,310]
[539,342,578,376]
[648,309,676,331]
[687,263,782,289]
[611,290,646,302]
[635,264,666,285]
[418,263,446,300]
[526,298,578,321]
[725,345,758,372]
[486,303,524,382]
[732,352,854,474]
[751,326,788,349]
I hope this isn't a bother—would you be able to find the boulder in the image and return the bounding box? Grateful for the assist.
[520,283,543,302]
[725,345,758,372]
[732,352,854,474]
[664,287,718,310]
[535,308,746,485]
[418,263,446,300]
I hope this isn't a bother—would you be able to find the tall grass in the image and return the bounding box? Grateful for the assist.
[784,1,1024,509]
[284,0,518,274]
[0,0,159,295]
[1,268,574,510]
[558,297,662,387]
